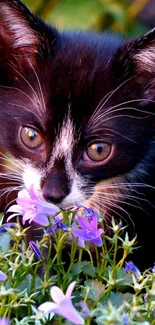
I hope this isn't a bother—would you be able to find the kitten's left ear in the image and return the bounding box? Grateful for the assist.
[114,27,155,77]
[0,0,58,64]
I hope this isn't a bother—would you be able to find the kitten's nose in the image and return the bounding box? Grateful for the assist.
[42,169,70,205]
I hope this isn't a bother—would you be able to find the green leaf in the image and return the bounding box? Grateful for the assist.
[83,264,96,277]
[71,261,87,276]
[0,233,11,253]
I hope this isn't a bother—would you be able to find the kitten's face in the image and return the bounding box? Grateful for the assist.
[0,0,155,220]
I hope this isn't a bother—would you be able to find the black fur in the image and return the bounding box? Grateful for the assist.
[0,0,155,269]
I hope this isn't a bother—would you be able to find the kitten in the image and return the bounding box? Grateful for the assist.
[0,0,155,269]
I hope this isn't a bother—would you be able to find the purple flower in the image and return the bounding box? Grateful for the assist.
[0,318,10,325]
[29,241,43,260]
[125,261,141,278]
[152,264,155,273]
[72,215,103,248]
[52,217,69,232]
[45,228,55,236]
[0,223,18,233]
[0,270,7,282]
[122,315,129,325]
[77,205,97,221]
[7,185,59,226]
[38,281,84,324]
[78,302,90,317]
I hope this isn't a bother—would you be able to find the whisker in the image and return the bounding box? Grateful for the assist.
[92,106,151,127]
[0,85,38,108]
[29,63,46,113]
[89,77,133,125]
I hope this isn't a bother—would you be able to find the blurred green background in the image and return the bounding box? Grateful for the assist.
[23,0,154,36]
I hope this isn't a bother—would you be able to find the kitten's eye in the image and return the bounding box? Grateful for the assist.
[84,143,111,162]
[20,127,43,149]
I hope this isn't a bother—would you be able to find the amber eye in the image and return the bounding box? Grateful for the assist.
[85,143,111,162]
[20,127,43,149]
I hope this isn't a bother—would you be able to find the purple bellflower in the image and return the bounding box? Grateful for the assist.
[52,217,69,232]
[76,204,97,221]
[38,281,84,324]
[29,241,43,260]
[7,185,59,226]
[72,215,103,248]
[0,270,7,282]
[125,261,141,278]
[0,318,10,325]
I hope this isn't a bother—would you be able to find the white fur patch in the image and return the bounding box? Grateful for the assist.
[47,115,75,174]
[1,4,38,49]
[134,46,155,73]
[60,172,87,208]
[53,116,75,161]
[22,163,41,191]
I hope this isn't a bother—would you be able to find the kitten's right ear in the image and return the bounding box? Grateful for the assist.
[113,28,155,78]
[0,0,58,65]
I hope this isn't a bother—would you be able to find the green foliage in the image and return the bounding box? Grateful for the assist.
[0,213,155,324]
[23,0,151,36]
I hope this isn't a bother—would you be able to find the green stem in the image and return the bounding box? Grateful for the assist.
[78,249,83,263]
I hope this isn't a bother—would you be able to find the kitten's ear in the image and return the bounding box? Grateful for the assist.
[0,0,57,64]
[114,28,155,77]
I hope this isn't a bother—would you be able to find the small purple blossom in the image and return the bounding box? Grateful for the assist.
[29,241,43,260]
[45,227,55,236]
[125,261,141,278]
[7,185,59,226]
[122,315,129,325]
[152,264,155,273]
[77,204,98,221]
[0,223,18,233]
[52,217,69,232]
[0,270,7,282]
[38,281,84,324]
[0,318,10,325]
[78,302,90,318]
[72,215,103,248]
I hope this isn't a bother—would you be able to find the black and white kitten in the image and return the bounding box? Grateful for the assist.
[0,0,155,269]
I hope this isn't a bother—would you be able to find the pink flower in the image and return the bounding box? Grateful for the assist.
[7,185,59,226]
[38,281,84,324]
[0,318,10,325]
[72,215,103,248]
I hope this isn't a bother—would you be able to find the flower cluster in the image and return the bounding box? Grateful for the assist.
[7,185,103,249]
[2,183,153,324]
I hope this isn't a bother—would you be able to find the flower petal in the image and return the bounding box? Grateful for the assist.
[22,210,35,224]
[56,299,84,324]
[66,281,76,298]
[89,215,98,231]
[33,213,49,226]
[0,270,7,282]
[0,317,10,325]
[77,216,90,230]
[38,302,56,314]
[50,286,65,303]
[7,205,24,214]
[7,213,20,222]
[91,236,103,247]
[97,228,104,236]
